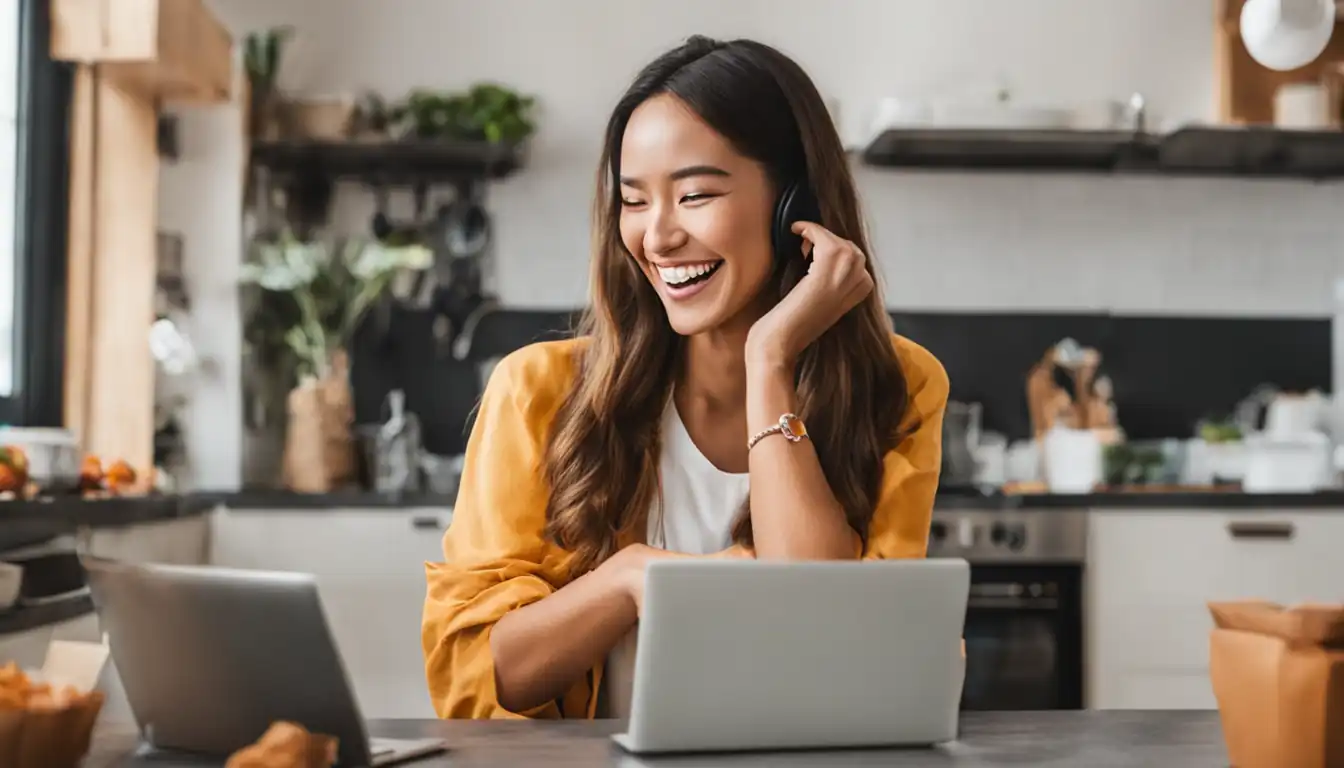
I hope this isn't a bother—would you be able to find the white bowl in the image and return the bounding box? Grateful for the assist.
[1241,0,1336,72]
[0,427,81,489]
[0,562,24,610]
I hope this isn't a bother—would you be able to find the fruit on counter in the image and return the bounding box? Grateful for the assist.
[0,449,149,499]
[0,447,27,494]
[104,460,137,491]
[78,456,103,492]
[74,455,144,496]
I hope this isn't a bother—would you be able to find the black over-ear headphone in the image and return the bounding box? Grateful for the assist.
[770,179,821,262]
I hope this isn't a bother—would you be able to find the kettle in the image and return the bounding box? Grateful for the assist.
[941,401,982,486]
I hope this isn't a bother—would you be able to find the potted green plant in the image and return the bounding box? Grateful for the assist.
[387,83,538,143]
[241,234,431,379]
[240,234,432,491]
[242,26,294,140]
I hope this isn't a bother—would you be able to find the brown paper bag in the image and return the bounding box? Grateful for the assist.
[282,352,356,493]
[1208,601,1344,768]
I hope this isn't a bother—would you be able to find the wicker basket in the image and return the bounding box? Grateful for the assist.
[0,689,104,768]
[285,97,356,141]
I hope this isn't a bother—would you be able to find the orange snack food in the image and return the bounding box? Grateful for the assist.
[104,460,137,491]
[0,662,105,768]
[226,721,338,768]
[78,456,103,492]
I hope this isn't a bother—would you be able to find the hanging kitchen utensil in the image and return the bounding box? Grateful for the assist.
[412,266,439,309]
[445,194,492,260]
[424,201,457,290]
[370,184,394,241]
[371,181,436,245]
[432,315,454,358]
[452,296,500,361]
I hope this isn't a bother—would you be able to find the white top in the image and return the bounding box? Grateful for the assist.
[603,397,752,719]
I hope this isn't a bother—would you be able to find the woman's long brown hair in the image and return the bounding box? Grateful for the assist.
[543,36,911,577]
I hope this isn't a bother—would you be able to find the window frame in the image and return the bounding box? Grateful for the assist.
[0,0,72,427]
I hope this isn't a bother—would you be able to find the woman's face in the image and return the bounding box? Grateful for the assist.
[618,94,776,337]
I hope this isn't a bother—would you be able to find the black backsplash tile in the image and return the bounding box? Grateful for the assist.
[456,308,581,362]
[350,307,579,455]
[1100,316,1329,441]
[890,312,1112,441]
[351,307,1331,452]
[892,311,1330,441]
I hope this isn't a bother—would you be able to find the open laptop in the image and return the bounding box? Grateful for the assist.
[81,556,447,767]
[611,558,970,755]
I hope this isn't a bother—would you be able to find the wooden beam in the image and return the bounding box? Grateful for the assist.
[62,66,94,450]
[64,68,159,470]
[54,0,232,471]
[51,0,232,104]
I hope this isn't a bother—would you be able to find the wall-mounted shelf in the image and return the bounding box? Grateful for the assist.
[862,129,1158,173]
[250,139,528,187]
[861,126,1344,179]
[247,138,529,233]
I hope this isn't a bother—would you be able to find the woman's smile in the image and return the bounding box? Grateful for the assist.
[654,259,725,300]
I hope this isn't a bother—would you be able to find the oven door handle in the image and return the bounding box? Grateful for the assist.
[967,597,1060,610]
[1226,521,1295,541]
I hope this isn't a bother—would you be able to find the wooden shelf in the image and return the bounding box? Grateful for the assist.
[247,138,530,233]
[1216,0,1344,125]
[1160,126,1344,176]
[51,0,232,104]
[862,129,1159,173]
[861,126,1344,179]
[249,139,528,186]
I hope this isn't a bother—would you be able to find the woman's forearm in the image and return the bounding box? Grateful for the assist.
[745,356,859,560]
[489,551,637,713]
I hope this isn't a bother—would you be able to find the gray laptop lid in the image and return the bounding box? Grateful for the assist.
[621,558,970,753]
[83,556,376,766]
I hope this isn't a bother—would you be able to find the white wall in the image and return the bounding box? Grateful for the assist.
[164,0,1344,487]
[304,0,1344,317]
[158,0,301,489]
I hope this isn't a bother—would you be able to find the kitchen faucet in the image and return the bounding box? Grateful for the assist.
[451,297,501,361]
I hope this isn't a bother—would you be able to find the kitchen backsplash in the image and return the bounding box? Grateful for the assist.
[349,308,1330,455]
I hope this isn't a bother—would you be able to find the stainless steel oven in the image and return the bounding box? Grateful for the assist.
[928,506,1086,710]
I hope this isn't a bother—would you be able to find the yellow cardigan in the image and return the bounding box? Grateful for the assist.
[421,334,950,719]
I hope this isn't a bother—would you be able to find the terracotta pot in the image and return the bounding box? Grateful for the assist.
[247,85,288,142]
[286,97,356,141]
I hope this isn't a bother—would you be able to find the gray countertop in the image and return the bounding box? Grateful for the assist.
[937,487,1344,510]
[1,489,1339,528]
[195,487,1344,512]
[91,711,1228,767]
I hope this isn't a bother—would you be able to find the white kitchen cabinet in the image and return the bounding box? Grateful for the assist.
[83,515,211,565]
[1085,509,1344,710]
[207,506,452,719]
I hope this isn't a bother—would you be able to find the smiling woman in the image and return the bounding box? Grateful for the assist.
[423,35,950,720]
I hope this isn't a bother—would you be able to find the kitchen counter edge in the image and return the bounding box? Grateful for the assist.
[939,489,1344,510]
[2,490,1341,527]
